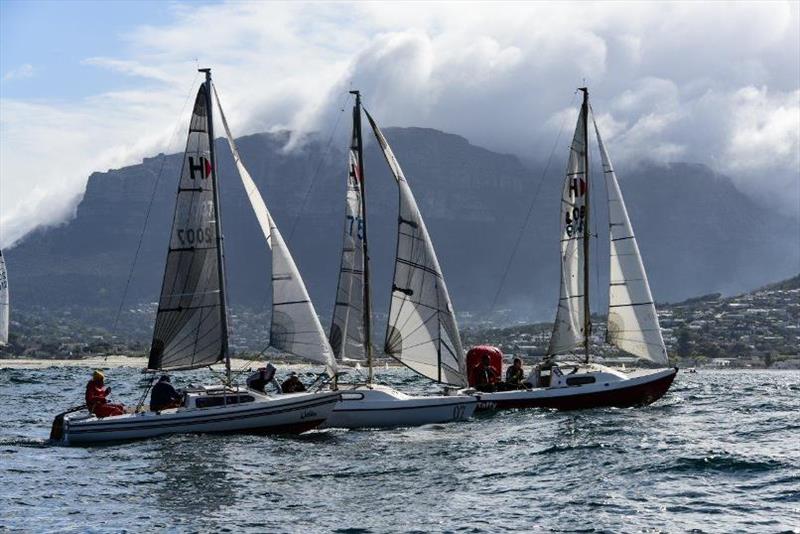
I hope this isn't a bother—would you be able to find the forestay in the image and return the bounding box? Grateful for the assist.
[329,114,367,361]
[593,117,668,364]
[548,109,588,356]
[149,84,226,371]
[0,250,8,345]
[213,88,337,375]
[364,111,466,386]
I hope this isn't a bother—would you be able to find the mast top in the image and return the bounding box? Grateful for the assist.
[578,86,588,96]
[349,90,360,96]
[198,68,211,74]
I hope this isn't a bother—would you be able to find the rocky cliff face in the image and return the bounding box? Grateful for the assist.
[6,127,798,326]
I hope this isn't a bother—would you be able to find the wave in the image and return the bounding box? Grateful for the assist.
[0,436,53,448]
[660,454,786,474]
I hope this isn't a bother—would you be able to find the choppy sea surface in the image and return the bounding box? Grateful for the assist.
[0,366,798,533]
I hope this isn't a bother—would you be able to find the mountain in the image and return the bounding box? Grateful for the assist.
[6,128,799,330]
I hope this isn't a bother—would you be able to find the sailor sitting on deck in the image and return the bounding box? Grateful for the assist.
[247,364,278,393]
[150,375,183,412]
[85,370,125,418]
[280,372,307,393]
[473,355,499,393]
[504,358,526,388]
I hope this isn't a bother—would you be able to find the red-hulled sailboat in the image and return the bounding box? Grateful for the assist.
[468,88,678,411]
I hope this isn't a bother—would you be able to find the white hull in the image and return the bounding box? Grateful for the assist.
[56,390,341,445]
[320,384,477,429]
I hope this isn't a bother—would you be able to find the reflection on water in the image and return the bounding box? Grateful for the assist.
[0,366,798,532]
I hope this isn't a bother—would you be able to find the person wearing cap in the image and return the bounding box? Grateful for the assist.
[85,370,125,417]
[150,375,183,412]
[280,372,307,393]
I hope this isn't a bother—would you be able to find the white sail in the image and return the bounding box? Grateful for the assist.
[548,109,588,356]
[213,87,337,375]
[329,120,367,361]
[0,250,8,346]
[593,117,668,364]
[364,111,466,386]
[149,83,226,371]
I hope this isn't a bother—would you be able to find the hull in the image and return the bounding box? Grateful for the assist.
[320,384,478,429]
[58,391,340,446]
[474,367,678,411]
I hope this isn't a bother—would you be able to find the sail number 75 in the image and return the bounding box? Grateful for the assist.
[345,215,364,240]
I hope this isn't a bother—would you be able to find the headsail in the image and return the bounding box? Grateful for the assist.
[547,105,589,356]
[593,117,668,364]
[364,111,466,386]
[0,250,8,346]
[329,111,367,361]
[213,88,337,375]
[148,82,227,371]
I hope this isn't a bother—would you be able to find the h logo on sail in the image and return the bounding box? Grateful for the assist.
[188,156,212,180]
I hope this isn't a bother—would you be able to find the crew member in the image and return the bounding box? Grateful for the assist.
[505,357,525,387]
[280,372,307,393]
[472,355,499,392]
[85,370,125,417]
[150,375,183,412]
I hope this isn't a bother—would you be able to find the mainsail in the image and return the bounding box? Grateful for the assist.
[593,117,668,364]
[0,250,8,346]
[148,82,227,371]
[364,111,466,386]
[329,110,367,361]
[213,88,337,375]
[547,105,589,356]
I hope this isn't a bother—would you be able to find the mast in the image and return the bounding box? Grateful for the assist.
[579,87,591,364]
[200,67,231,384]
[351,90,373,385]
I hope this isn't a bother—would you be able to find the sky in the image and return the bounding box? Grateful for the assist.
[1,0,798,248]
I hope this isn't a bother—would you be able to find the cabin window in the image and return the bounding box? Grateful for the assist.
[195,394,255,409]
[566,376,596,386]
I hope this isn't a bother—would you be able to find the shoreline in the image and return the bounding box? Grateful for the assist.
[0,355,406,370]
[0,356,795,371]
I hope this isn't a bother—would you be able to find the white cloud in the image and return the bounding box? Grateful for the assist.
[1,1,799,248]
[2,63,34,81]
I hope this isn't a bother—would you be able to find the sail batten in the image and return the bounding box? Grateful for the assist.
[592,115,668,365]
[148,82,226,371]
[364,111,466,386]
[212,87,337,375]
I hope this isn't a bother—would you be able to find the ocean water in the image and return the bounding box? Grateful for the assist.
[0,366,798,533]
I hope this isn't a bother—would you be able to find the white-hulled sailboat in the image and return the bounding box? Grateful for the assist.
[319,92,477,428]
[473,88,677,411]
[0,250,8,346]
[50,69,340,445]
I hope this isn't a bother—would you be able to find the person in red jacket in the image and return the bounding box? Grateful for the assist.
[85,370,125,417]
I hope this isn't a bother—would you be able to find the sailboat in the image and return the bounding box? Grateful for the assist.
[50,69,340,445]
[0,250,8,346]
[473,88,677,411]
[320,91,477,428]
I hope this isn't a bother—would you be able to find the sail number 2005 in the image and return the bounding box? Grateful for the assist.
[177,226,214,246]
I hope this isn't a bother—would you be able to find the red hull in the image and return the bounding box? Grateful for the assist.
[477,368,678,411]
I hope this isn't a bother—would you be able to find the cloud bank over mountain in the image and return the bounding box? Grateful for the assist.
[1,1,798,248]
